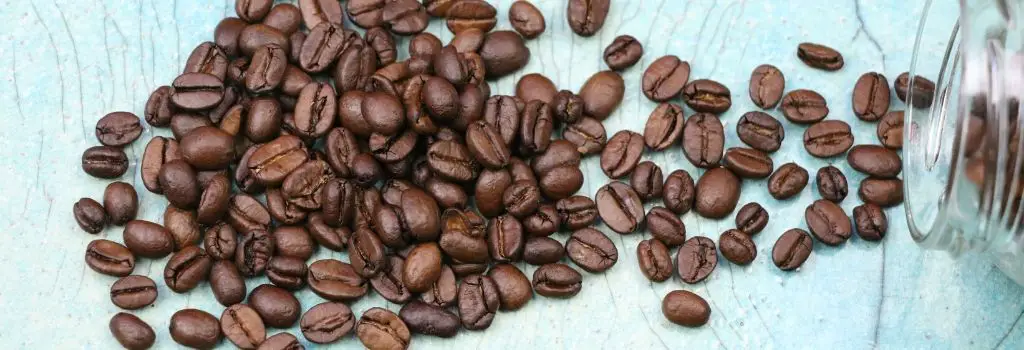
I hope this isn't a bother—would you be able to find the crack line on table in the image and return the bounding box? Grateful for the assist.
[30,2,68,134]
[708,1,742,77]
[642,281,670,350]
[705,280,743,344]
[747,294,775,346]
[98,0,115,111]
[11,41,25,122]
[664,0,690,54]
[995,308,1024,349]
[53,0,87,140]
[872,239,887,346]
[48,249,67,296]
[852,0,887,70]
[692,2,718,64]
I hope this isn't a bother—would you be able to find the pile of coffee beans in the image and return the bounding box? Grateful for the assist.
[75,0,928,348]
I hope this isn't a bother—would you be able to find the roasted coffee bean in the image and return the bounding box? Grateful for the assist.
[564,117,607,155]
[300,302,355,344]
[235,229,274,277]
[164,206,201,250]
[663,170,695,215]
[523,236,565,265]
[346,0,386,29]
[399,301,460,338]
[82,146,129,179]
[637,239,673,282]
[722,147,773,179]
[163,245,212,294]
[349,227,387,278]
[601,130,644,178]
[321,178,357,228]
[895,72,936,108]
[110,275,157,310]
[210,260,246,306]
[719,229,757,265]
[538,164,584,200]
[596,181,645,234]
[737,111,784,152]
[482,95,523,147]
[409,32,442,59]
[307,212,351,251]
[877,110,905,149]
[354,187,383,232]
[292,83,336,139]
[488,263,533,310]
[531,141,580,178]
[694,167,741,219]
[859,177,904,207]
[662,290,711,327]
[421,75,461,124]
[646,206,686,246]
[566,227,618,273]
[457,274,500,330]
[816,165,848,202]
[523,204,559,237]
[236,0,272,22]
[110,312,156,350]
[773,228,813,271]
[246,44,288,94]
[351,153,384,187]
[365,27,397,66]
[228,57,251,84]
[748,64,785,109]
[215,16,247,56]
[184,42,229,82]
[797,42,844,71]
[333,39,378,94]
[159,160,201,210]
[643,103,685,151]
[169,309,222,349]
[682,113,724,168]
[488,214,525,262]
[264,3,302,34]
[631,161,664,201]
[209,85,241,124]
[181,126,236,170]
[361,91,405,135]
[603,35,643,70]
[273,226,315,260]
[676,236,717,284]
[249,284,301,328]
[300,0,343,29]
[513,74,556,105]
[259,332,303,350]
[552,90,584,125]
[803,120,853,158]
[503,180,542,218]
[420,264,458,307]
[532,263,582,297]
[445,0,497,33]
[96,112,143,147]
[403,243,443,293]
[509,0,545,38]
[474,169,511,217]
[221,305,268,350]
[308,259,369,301]
[74,198,107,234]
[281,160,334,211]
[141,136,182,194]
[854,203,888,241]
[226,194,272,233]
[642,55,690,102]
[299,22,350,74]
[466,120,510,169]
[382,0,429,35]
[123,220,174,258]
[451,28,486,54]
[556,195,598,231]
[566,0,609,36]
[805,199,852,246]
[439,208,489,263]
[172,73,225,111]
[852,72,891,121]
[356,307,410,350]
[370,255,413,303]
[196,174,231,225]
[172,113,215,140]
[781,89,829,124]
[86,239,134,277]
[847,145,902,178]
[479,30,530,79]
[324,128,360,178]
[735,202,769,235]
[247,135,308,186]
[765,162,808,200]
[239,24,290,57]
[519,100,554,156]
[267,187,307,225]
[578,70,624,120]
[682,79,731,114]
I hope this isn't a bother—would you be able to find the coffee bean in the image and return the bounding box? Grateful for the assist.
[532,139,581,176]
[566,0,609,36]
[676,236,717,284]
[291,83,336,139]
[86,239,135,277]
[264,4,302,34]
[356,307,410,350]
[514,74,556,105]
[445,0,497,33]
[239,24,290,57]
[877,110,905,149]
[159,160,200,209]
[172,72,225,111]
[220,304,266,349]
[642,55,690,102]
[722,147,774,179]
[184,42,229,83]
[141,137,181,193]
[646,206,687,246]
[227,194,272,233]
[735,202,769,235]
[523,236,565,265]
[509,1,545,38]
[266,188,306,225]
[631,161,664,201]
[235,229,274,277]
[466,120,510,169]
[172,113,215,140]
[578,70,624,120]
[519,100,554,156]
[604,35,643,70]
[246,44,288,94]
[566,227,618,273]
[74,198,107,234]
[719,229,757,265]
[420,264,459,307]
[694,167,741,219]
[748,64,785,109]
[662,290,711,327]
[637,239,673,282]
[299,22,349,73]
[457,274,500,330]
[399,300,461,338]
[854,203,888,241]
[781,89,829,124]
[170,309,222,349]
[736,111,784,153]
[682,113,725,168]
[236,0,272,22]
[110,275,157,310]
[346,227,386,278]
[471,168,510,217]
[308,259,368,301]
[210,260,247,306]
[895,72,935,108]
[281,160,334,211]
[481,265,530,313]
[271,226,313,260]
[95,112,143,147]
[299,302,354,344]
[600,130,645,178]
[249,284,301,328]
[773,228,813,271]
[852,72,891,121]
[552,90,584,124]
[859,177,904,207]
[82,146,129,179]
[596,181,645,234]
[300,0,343,29]
[382,0,429,35]
[533,263,582,297]
[663,170,695,215]
[767,162,809,200]
[197,175,231,225]
[214,16,247,56]
[367,255,411,303]
[682,79,731,114]
[797,42,844,71]
[816,165,848,202]
[564,117,607,155]
[181,126,236,170]
[803,120,854,158]
[122,220,174,258]
[503,180,542,218]
[227,57,251,85]
[538,165,584,200]
[488,214,525,262]
[109,312,156,350]
[164,245,212,293]
[247,135,308,186]
[401,243,442,293]
[805,199,852,246]
[333,38,377,93]
[523,204,559,237]
[556,195,598,231]
[847,145,902,178]
[643,103,685,151]
[164,206,200,250]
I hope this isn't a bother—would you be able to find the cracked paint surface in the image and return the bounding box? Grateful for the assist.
[0,0,1020,349]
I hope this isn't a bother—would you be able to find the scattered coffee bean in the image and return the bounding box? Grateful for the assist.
[682,113,725,168]
[82,146,129,179]
[852,72,891,121]
[210,260,247,306]
[642,55,690,102]
[96,112,143,147]
[682,79,731,114]
[847,145,902,178]
[170,309,223,349]
[816,165,849,202]
[356,307,410,350]
[781,89,829,124]
[299,302,354,344]
[877,110,905,149]
[86,239,135,277]
[596,181,645,234]
[767,162,809,200]
[773,229,813,271]
[532,263,582,297]
[859,177,904,207]
[123,220,174,258]
[523,204,559,237]
[722,147,774,179]
[445,0,497,33]
[564,117,607,155]
[676,236,717,284]
[797,42,844,71]
[631,161,664,201]
[458,274,500,330]
[308,259,368,301]
[803,120,854,158]
[805,199,852,246]
[74,198,107,234]
[509,1,546,39]
[110,275,158,310]
[646,206,687,246]
[735,203,769,235]
[566,0,609,36]
[895,72,936,108]
[736,111,784,152]
[266,256,308,290]
[110,312,156,350]
[579,71,625,120]
[141,136,182,194]
[854,203,888,241]
[488,263,533,310]
[164,245,212,293]
[480,31,530,78]
[399,300,460,338]
[601,130,644,178]
[694,167,741,219]
[566,227,618,273]
[249,284,301,328]
[515,73,556,104]
[644,103,685,151]
[749,64,785,109]
[523,236,566,265]
[663,170,696,215]
[604,35,643,70]
[221,303,267,349]
[637,238,673,282]
[719,229,757,265]
[556,195,598,231]
[662,290,711,327]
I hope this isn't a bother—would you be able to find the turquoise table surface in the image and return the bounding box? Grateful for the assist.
[1,0,1022,348]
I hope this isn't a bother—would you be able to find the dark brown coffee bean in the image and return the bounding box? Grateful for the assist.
[457,274,500,330]
[86,239,134,277]
[348,228,387,278]
[722,147,773,179]
[215,16,247,56]
[646,206,686,246]
[246,44,288,94]
[364,27,397,66]
[533,263,582,297]
[556,195,598,231]
[854,203,888,241]
[631,161,664,201]
[523,237,565,265]
[895,72,935,108]
[258,332,303,350]
[291,83,336,139]
[847,145,902,178]
[439,208,490,263]
[682,113,724,168]
[249,284,301,328]
[308,259,368,301]
[82,146,129,179]
[773,228,813,271]
[247,135,308,186]
[734,202,769,235]
[877,110,905,150]
[503,180,542,218]
[300,302,355,344]
[142,136,182,194]
[566,0,609,36]
[637,239,673,282]
[164,206,202,250]
[512,74,556,106]
[737,111,784,152]
[805,199,852,246]
[682,79,731,114]
[479,31,530,79]
[601,130,644,178]
[333,38,378,93]
[163,245,212,293]
[95,112,143,147]
[765,162,808,200]
[445,0,497,33]
[236,0,272,22]
[122,220,174,258]
[719,229,757,265]
[382,0,429,35]
[235,229,274,277]
[488,263,533,311]
[481,95,522,147]
[271,226,314,260]
[196,174,231,225]
[347,0,386,29]
[324,128,359,178]
[676,236,716,284]
[203,223,237,261]
[184,42,229,83]
[663,170,695,215]
[519,100,554,156]
[642,55,689,102]
[356,307,410,350]
[221,304,266,349]
[74,198,107,234]
[110,312,156,350]
[566,227,618,273]
[300,0,343,29]
[643,103,685,151]
[172,73,225,111]
[578,70,624,120]
[402,242,443,294]
[797,42,844,71]
[239,24,290,57]
[210,259,247,306]
[171,113,215,140]
[110,275,157,310]
[550,90,582,125]
[181,126,236,170]
[281,160,334,211]
[564,117,607,155]
[538,164,584,201]
[852,72,891,121]
[399,300,460,338]
[169,309,222,349]
[487,214,525,262]
[604,35,643,70]
[368,255,412,303]
[508,0,545,38]
[803,120,854,158]
[662,290,711,327]
[420,264,458,307]
[226,194,272,234]
[748,64,785,109]
[158,160,200,210]
[299,22,349,73]
[694,167,741,219]
[510,156,539,185]
[596,181,645,234]
[859,177,904,207]
[470,168,509,217]
[306,212,351,252]
[781,89,829,124]
[816,165,848,202]
[264,3,302,35]
[466,120,510,169]
[523,204,559,237]
[265,188,305,225]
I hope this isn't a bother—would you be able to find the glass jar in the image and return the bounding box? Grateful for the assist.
[906,0,1024,284]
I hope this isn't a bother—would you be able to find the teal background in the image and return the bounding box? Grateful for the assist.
[0,0,1020,348]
